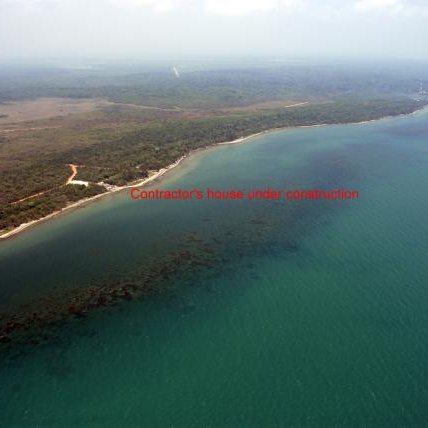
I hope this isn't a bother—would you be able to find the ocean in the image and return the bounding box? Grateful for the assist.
[1,110,428,427]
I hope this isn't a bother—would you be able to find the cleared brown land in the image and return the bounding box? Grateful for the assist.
[218,100,310,113]
[0,97,192,130]
[0,98,114,124]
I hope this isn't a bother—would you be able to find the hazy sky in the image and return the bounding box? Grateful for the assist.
[1,0,428,59]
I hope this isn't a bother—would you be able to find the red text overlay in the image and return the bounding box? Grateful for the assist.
[130,188,359,201]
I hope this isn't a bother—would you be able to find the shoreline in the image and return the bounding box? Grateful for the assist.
[0,131,267,241]
[0,154,189,241]
[1,105,427,241]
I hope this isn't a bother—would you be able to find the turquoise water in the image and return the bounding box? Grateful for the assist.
[1,111,428,427]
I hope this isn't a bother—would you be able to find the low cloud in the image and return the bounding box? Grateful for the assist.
[204,0,303,16]
[354,0,428,15]
[205,0,276,16]
[1,0,427,58]
[1,0,304,16]
[355,0,403,12]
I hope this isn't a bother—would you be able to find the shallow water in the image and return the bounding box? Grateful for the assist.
[1,111,428,427]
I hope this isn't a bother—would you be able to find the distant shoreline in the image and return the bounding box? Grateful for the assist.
[1,105,427,241]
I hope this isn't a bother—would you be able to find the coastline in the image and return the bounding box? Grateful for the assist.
[1,105,427,241]
[0,132,262,241]
[0,154,188,241]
